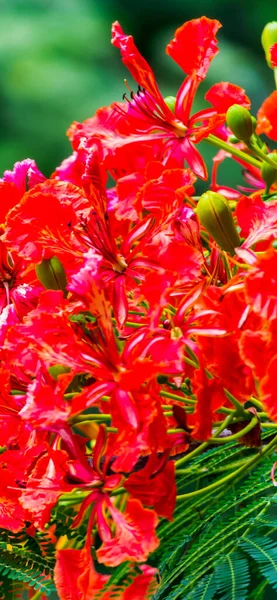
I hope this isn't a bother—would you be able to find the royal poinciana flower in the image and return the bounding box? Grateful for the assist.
[110,18,250,179]
[2,14,277,600]
[67,18,250,181]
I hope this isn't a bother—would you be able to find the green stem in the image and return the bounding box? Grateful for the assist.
[176,457,249,476]
[111,486,126,497]
[209,416,258,444]
[176,432,277,500]
[222,252,232,280]
[248,141,277,169]
[72,413,111,423]
[224,388,249,418]
[111,318,144,328]
[30,591,44,600]
[248,142,277,170]
[250,396,264,410]
[160,390,196,404]
[175,414,234,468]
[205,134,262,168]
[167,428,191,434]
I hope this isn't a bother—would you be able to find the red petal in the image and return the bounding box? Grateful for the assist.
[0,181,21,223]
[244,249,277,321]
[113,388,139,429]
[257,91,277,141]
[96,498,159,567]
[261,356,277,422]
[181,138,208,180]
[20,449,70,529]
[205,82,251,113]
[113,275,128,328]
[0,469,26,533]
[54,548,109,600]
[175,75,199,124]
[125,459,176,520]
[270,43,277,67]
[122,565,158,600]
[54,550,83,600]
[111,21,172,120]
[166,17,222,79]
[192,369,225,441]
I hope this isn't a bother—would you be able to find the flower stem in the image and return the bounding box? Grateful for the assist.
[210,415,258,444]
[205,134,262,168]
[160,390,196,404]
[248,141,277,169]
[175,414,234,468]
[30,591,44,600]
[224,388,250,418]
[176,432,277,500]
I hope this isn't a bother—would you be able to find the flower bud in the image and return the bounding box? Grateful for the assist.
[197,191,241,254]
[228,135,240,144]
[36,256,67,295]
[261,152,277,189]
[164,96,176,113]
[251,116,257,130]
[261,22,277,68]
[226,105,254,143]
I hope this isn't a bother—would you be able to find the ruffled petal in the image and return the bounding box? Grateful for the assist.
[257,91,277,141]
[166,17,222,79]
[205,82,251,113]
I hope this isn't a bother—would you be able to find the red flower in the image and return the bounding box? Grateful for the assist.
[110,18,250,179]
[257,91,277,141]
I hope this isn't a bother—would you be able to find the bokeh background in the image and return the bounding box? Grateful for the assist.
[0,0,276,190]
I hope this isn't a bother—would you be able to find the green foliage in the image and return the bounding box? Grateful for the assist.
[214,551,250,600]
[150,433,277,600]
[2,436,277,599]
[0,529,56,597]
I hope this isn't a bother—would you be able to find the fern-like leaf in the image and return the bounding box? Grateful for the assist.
[240,535,277,591]
[214,550,250,600]
[187,572,217,600]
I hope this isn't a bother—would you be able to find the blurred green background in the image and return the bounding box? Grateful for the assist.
[0,0,276,188]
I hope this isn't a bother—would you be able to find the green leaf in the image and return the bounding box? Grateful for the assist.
[215,551,250,600]
[240,535,277,591]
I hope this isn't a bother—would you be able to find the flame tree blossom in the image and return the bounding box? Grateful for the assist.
[1,15,277,600]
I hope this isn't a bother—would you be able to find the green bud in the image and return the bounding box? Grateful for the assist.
[228,135,240,144]
[36,256,67,296]
[261,22,277,68]
[197,191,241,255]
[48,364,71,380]
[261,152,277,189]
[164,96,176,113]
[226,105,254,143]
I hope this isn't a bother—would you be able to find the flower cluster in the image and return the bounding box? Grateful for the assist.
[1,16,277,600]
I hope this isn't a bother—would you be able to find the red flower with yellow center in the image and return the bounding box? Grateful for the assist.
[111,17,250,179]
